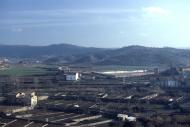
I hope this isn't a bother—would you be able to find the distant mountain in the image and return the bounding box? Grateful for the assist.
[1,44,190,66]
[0,44,106,58]
[70,45,190,66]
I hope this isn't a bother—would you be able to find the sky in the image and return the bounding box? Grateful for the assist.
[0,0,190,48]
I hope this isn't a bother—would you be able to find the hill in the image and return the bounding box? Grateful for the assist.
[0,44,105,58]
[0,44,190,66]
[70,46,190,66]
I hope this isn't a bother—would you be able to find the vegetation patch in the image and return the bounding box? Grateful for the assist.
[0,65,49,76]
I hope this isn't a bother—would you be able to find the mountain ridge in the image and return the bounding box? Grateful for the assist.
[0,44,190,66]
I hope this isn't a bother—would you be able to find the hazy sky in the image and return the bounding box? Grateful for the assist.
[0,0,190,48]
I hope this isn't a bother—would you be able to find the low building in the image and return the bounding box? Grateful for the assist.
[66,72,80,81]
[6,92,38,108]
[154,76,182,88]
[117,114,136,122]
[160,78,181,87]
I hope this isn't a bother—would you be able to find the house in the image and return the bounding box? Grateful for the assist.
[6,92,38,108]
[65,72,80,81]
[56,69,80,81]
[117,114,136,122]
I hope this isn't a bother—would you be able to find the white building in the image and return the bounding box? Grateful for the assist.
[30,92,38,108]
[14,92,38,108]
[66,72,80,81]
[117,114,136,122]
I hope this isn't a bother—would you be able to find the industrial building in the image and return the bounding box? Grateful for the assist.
[65,72,80,81]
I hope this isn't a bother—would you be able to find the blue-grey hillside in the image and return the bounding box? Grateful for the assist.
[1,44,190,66]
[0,44,105,58]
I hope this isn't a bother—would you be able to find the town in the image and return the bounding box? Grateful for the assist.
[1,1,190,126]
[0,59,190,127]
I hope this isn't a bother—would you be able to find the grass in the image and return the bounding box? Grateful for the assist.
[0,65,50,76]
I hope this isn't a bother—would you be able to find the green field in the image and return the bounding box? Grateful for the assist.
[0,65,51,76]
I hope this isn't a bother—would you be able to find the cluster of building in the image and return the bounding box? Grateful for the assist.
[154,67,190,88]
[0,58,9,70]
[1,65,190,127]
[56,66,80,81]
